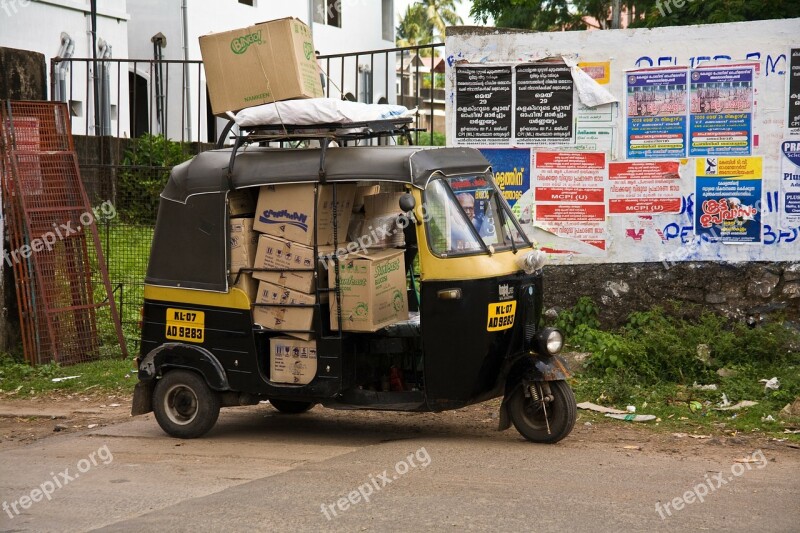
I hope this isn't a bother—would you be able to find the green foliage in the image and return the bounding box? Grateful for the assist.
[397,3,435,47]
[471,0,800,31]
[554,296,600,336]
[117,134,193,224]
[398,131,447,146]
[564,299,800,386]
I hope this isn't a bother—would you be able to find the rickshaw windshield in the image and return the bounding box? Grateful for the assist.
[424,174,531,257]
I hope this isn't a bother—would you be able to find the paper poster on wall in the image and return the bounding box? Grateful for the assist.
[608,161,682,215]
[625,68,688,159]
[689,66,754,156]
[789,49,800,137]
[695,157,763,243]
[454,66,513,145]
[578,62,611,85]
[781,141,800,225]
[533,151,607,250]
[515,63,574,145]
[478,148,530,211]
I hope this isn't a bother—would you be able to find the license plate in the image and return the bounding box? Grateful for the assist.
[165,308,205,343]
[487,301,516,331]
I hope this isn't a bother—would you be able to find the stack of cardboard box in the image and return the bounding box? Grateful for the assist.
[250,183,356,384]
[228,189,259,301]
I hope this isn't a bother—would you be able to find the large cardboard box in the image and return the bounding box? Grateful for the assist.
[253,281,315,340]
[328,249,408,332]
[230,272,258,302]
[253,234,316,293]
[253,183,356,246]
[229,189,256,217]
[230,218,258,273]
[364,192,405,219]
[352,184,381,213]
[269,337,317,385]
[199,18,324,115]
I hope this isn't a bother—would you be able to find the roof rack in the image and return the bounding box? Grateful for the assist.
[225,117,418,185]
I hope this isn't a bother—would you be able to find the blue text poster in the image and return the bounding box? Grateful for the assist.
[479,148,531,210]
[781,140,800,226]
[689,65,754,156]
[695,157,762,243]
[625,68,688,159]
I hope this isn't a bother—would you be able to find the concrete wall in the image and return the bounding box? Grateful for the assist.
[543,262,799,328]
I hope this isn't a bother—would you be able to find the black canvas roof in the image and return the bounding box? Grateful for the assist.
[161,145,492,203]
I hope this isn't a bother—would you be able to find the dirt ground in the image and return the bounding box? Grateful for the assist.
[1,391,798,462]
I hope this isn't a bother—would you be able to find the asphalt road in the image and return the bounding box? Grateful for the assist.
[0,405,798,532]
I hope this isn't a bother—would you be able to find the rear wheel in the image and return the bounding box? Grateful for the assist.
[153,370,220,439]
[269,399,315,414]
[508,380,576,444]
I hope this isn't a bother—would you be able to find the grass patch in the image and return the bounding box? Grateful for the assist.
[558,298,800,441]
[0,354,137,397]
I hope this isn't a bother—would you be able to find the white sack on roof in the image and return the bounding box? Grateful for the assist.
[233,98,415,128]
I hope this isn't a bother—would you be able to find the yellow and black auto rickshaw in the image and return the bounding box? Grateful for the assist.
[132,119,576,443]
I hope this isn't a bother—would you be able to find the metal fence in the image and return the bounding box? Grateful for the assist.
[51,43,445,355]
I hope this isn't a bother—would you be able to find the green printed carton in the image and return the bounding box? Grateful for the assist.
[328,249,408,332]
[199,17,323,115]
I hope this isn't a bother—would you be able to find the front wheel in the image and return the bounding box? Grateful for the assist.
[508,380,576,444]
[153,370,220,439]
[269,399,315,414]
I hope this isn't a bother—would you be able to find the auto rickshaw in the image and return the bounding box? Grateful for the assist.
[132,119,576,443]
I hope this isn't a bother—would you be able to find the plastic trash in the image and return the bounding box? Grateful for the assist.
[760,377,780,391]
[692,382,718,391]
[605,413,657,422]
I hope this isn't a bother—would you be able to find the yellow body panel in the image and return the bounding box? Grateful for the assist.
[144,285,251,310]
[410,189,532,282]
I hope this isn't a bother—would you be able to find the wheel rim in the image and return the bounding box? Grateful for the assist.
[519,387,550,431]
[163,384,199,426]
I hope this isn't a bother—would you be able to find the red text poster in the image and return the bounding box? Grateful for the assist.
[608,161,682,215]
[533,151,607,250]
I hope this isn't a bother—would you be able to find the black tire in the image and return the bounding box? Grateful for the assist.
[508,380,576,444]
[269,399,315,414]
[152,370,220,439]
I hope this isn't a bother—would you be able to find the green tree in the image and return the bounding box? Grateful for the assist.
[422,0,464,40]
[632,0,800,28]
[470,0,800,31]
[398,0,464,46]
[397,3,435,47]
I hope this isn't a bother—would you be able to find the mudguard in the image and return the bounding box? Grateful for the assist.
[497,354,572,431]
[137,343,230,391]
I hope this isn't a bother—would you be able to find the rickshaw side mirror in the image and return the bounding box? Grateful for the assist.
[399,193,416,213]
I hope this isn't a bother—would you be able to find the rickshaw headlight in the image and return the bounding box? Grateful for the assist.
[536,328,564,355]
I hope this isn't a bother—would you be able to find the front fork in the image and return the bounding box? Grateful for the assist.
[497,354,570,433]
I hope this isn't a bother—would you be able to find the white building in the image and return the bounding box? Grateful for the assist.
[126,0,396,142]
[0,0,130,136]
[0,0,396,141]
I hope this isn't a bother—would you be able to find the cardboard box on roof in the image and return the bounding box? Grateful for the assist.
[269,337,317,385]
[199,18,324,116]
[253,280,315,341]
[328,248,408,332]
[253,183,356,246]
[230,218,258,273]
